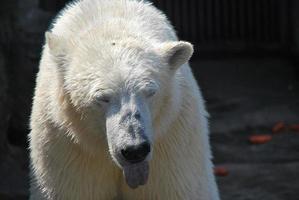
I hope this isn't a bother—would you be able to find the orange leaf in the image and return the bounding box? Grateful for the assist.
[249,135,272,144]
[214,167,229,177]
[289,124,299,132]
[272,121,285,133]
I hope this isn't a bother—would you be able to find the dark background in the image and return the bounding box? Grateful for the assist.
[0,0,299,199]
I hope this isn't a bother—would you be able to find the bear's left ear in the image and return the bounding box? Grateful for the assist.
[159,41,194,71]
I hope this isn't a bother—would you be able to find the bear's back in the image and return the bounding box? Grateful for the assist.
[51,0,177,43]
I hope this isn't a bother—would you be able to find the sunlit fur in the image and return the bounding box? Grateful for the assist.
[29,0,220,199]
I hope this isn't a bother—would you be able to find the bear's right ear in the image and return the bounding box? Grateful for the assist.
[159,41,194,71]
[45,32,67,57]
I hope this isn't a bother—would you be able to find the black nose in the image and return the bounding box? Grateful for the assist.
[121,142,151,164]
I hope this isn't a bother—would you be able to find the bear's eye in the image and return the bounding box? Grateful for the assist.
[95,94,111,105]
[142,82,159,98]
[144,87,157,98]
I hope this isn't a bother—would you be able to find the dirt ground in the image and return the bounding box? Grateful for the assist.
[191,57,299,200]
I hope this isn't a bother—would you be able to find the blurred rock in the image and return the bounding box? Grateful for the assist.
[0,0,54,198]
[0,47,29,199]
[0,145,29,199]
[7,1,53,147]
[0,47,9,155]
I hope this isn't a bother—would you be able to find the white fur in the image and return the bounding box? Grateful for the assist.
[29,0,220,199]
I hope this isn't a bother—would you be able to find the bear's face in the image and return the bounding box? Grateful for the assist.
[46,32,193,188]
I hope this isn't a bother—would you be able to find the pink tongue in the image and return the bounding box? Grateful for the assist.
[123,162,149,189]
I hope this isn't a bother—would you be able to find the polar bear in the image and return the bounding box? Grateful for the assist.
[29,0,220,199]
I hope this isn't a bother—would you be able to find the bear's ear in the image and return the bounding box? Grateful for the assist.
[45,32,67,56]
[159,41,194,71]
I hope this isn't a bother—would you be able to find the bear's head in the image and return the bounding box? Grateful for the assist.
[46,31,193,188]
